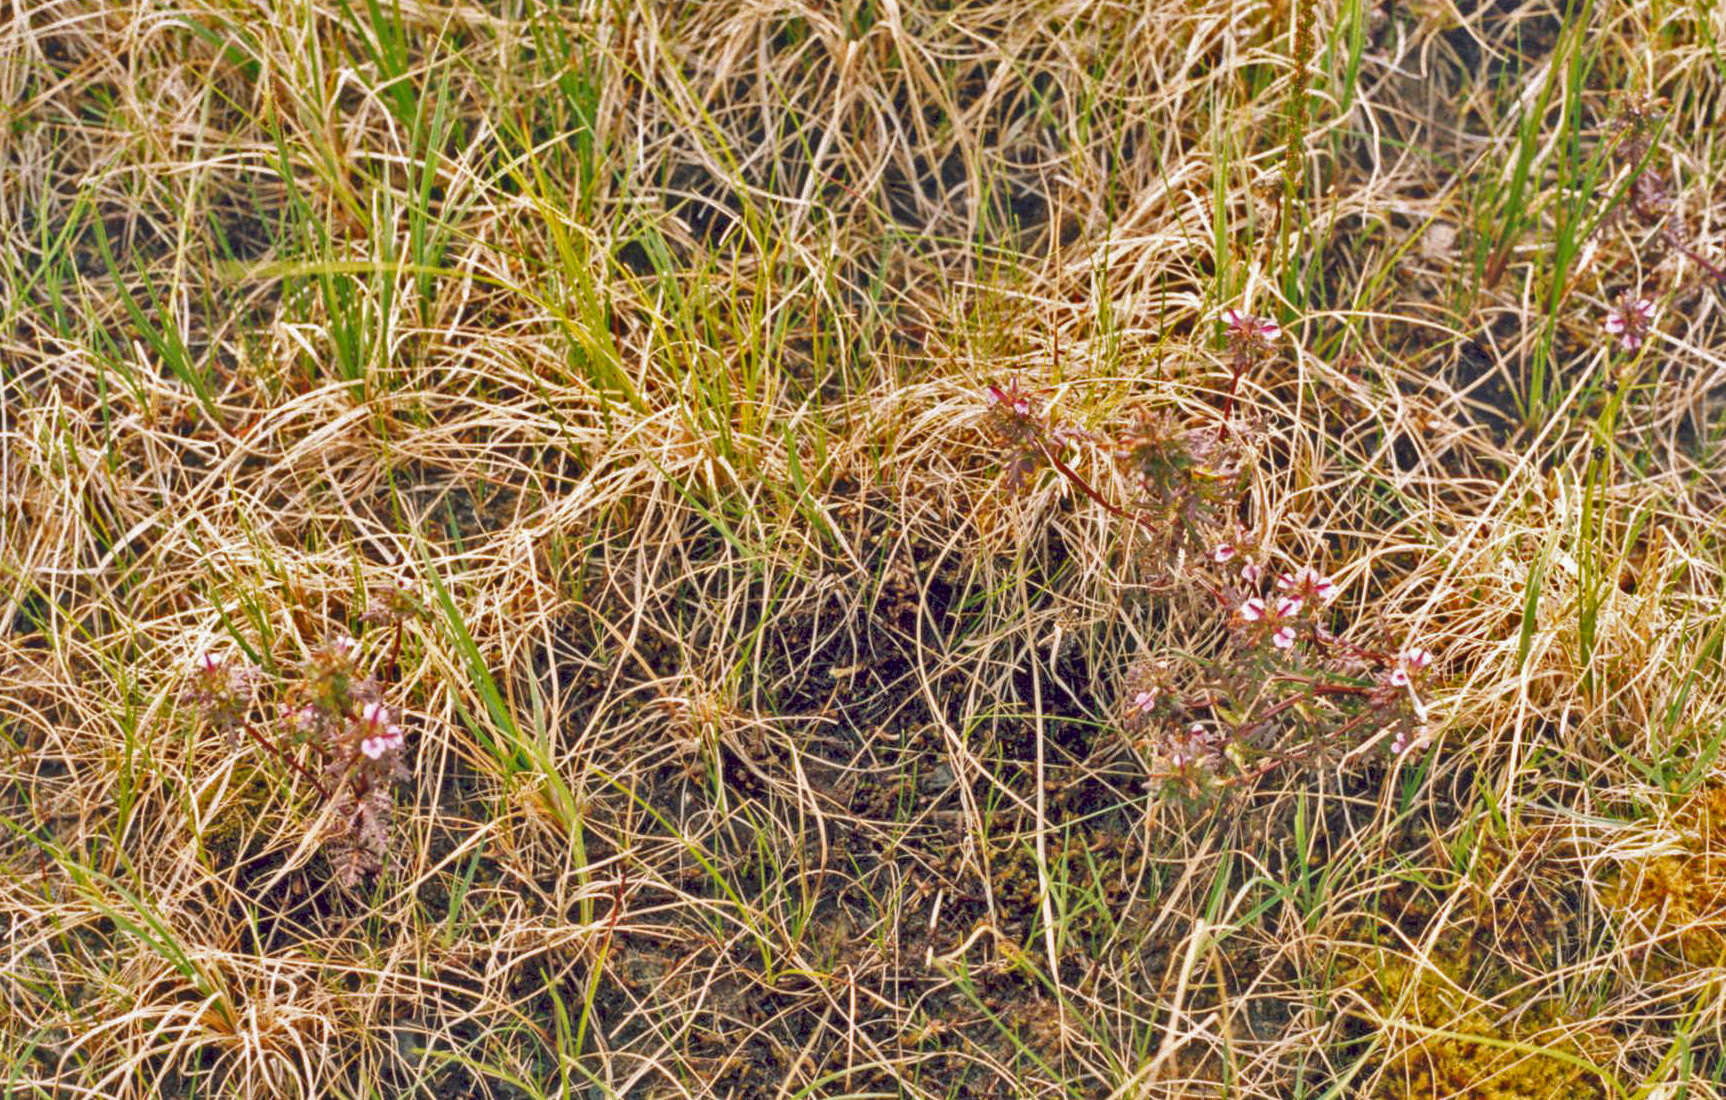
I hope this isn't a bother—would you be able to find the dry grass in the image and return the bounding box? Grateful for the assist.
[4,0,1726,1096]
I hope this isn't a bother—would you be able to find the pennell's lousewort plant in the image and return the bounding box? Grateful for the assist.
[985,309,1435,803]
[186,581,426,887]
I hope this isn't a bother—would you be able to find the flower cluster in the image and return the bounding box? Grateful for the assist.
[1610,95,1670,223]
[1230,565,1340,651]
[1603,294,1656,352]
[982,377,1055,491]
[1165,722,1228,770]
[362,576,428,628]
[983,306,1441,803]
[185,584,423,888]
[1123,566,1436,789]
[1116,411,1253,507]
[1598,93,1725,299]
[1220,308,1281,369]
[355,701,405,760]
[1381,649,1435,755]
[981,359,1259,566]
[185,651,259,747]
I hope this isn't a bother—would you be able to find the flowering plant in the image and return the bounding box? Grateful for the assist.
[1602,294,1657,352]
[982,307,1439,802]
[1604,95,1725,288]
[186,582,423,887]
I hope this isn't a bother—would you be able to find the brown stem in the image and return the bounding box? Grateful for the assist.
[386,621,403,685]
[1217,364,1242,440]
[1033,437,1157,536]
[1211,705,1381,791]
[1310,628,1389,663]
[1181,673,1365,717]
[242,720,329,797]
[1272,676,1372,697]
[1249,676,1353,728]
[1675,238,1726,284]
[598,863,627,962]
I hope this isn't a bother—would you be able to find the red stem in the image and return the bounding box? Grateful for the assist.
[386,621,403,685]
[242,719,329,797]
[1210,705,1381,790]
[1676,239,1726,284]
[1034,437,1157,536]
[1217,364,1242,440]
[1275,676,1372,697]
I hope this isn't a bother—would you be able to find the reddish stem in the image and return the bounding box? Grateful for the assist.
[1211,705,1381,791]
[386,621,403,685]
[1033,437,1157,536]
[599,863,627,960]
[241,719,329,797]
[1272,676,1372,697]
[1676,239,1726,284]
[1217,364,1242,440]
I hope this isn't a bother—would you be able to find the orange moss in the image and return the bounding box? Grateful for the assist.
[1607,785,1726,968]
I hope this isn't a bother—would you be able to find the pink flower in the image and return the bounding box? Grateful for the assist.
[1390,730,1409,755]
[1222,308,1281,342]
[988,380,1037,417]
[1239,597,1266,622]
[360,734,397,760]
[1278,566,1339,605]
[1213,543,1237,564]
[1164,721,1224,772]
[1388,647,1434,689]
[1132,690,1158,712]
[1274,596,1303,618]
[1272,625,1297,649]
[1240,563,1263,585]
[187,649,257,732]
[356,701,404,759]
[1603,296,1656,351]
[1399,648,1433,670]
